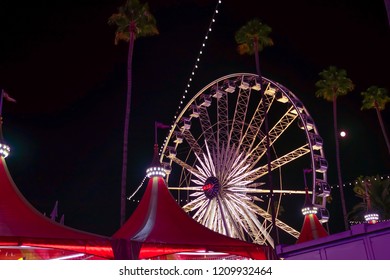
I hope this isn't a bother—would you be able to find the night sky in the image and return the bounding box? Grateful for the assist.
[0,0,389,242]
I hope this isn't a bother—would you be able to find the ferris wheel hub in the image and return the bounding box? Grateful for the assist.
[202,177,220,199]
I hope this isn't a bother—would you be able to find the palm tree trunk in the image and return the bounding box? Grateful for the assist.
[254,42,261,79]
[375,105,390,155]
[120,22,136,227]
[333,96,348,230]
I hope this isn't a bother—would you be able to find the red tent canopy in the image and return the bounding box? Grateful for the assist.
[296,187,328,244]
[296,213,328,244]
[0,157,113,259]
[112,173,275,260]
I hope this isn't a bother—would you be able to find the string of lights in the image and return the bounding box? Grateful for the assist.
[329,174,390,189]
[128,174,390,203]
[127,175,147,200]
[349,219,390,225]
[159,0,223,154]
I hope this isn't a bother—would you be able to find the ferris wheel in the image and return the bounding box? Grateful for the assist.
[160,73,330,248]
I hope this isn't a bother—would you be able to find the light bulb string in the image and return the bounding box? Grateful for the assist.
[127,175,147,200]
[159,0,223,154]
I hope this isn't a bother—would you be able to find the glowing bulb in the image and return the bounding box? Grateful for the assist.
[340,131,346,137]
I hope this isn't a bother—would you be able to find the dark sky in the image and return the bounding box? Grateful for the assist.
[0,0,389,241]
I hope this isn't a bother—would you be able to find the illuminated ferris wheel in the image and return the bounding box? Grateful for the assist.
[160,73,330,248]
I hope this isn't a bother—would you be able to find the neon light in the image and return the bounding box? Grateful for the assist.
[50,253,85,260]
[364,213,379,224]
[302,206,318,215]
[146,166,166,178]
[202,184,213,191]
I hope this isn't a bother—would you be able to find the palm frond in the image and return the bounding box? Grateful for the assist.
[315,66,354,101]
[348,175,390,221]
[361,86,390,111]
[108,0,158,44]
[235,18,273,55]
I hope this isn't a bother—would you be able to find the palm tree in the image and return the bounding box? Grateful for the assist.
[348,175,390,221]
[235,18,273,82]
[108,0,159,226]
[315,66,354,231]
[235,19,277,243]
[361,86,390,155]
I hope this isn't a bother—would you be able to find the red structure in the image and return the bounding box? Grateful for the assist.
[111,145,275,260]
[0,90,274,260]
[0,156,114,260]
[296,213,329,244]
[296,188,328,244]
[0,89,113,260]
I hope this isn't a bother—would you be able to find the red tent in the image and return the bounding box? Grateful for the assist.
[112,158,275,260]
[296,188,328,244]
[296,213,328,244]
[0,157,114,260]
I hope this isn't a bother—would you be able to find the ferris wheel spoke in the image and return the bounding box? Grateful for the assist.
[202,199,217,230]
[219,142,244,184]
[190,197,209,221]
[248,202,300,239]
[248,106,298,168]
[182,194,205,212]
[198,106,217,156]
[168,156,202,179]
[215,85,229,151]
[222,197,250,240]
[224,192,271,244]
[227,186,311,195]
[240,83,275,157]
[275,220,300,239]
[207,199,218,231]
[215,195,232,236]
[240,202,274,246]
[268,107,299,142]
[168,186,201,191]
[218,193,248,239]
[168,186,297,197]
[181,129,204,159]
[246,144,311,182]
[229,84,252,154]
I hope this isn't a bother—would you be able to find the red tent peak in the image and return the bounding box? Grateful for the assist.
[146,144,166,178]
[297,188,328,243]
[112,174,274,259]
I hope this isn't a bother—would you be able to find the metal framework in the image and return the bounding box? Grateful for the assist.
[161,73,329,247]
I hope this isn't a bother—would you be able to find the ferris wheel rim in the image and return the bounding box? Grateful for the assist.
[161,73,329,247]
